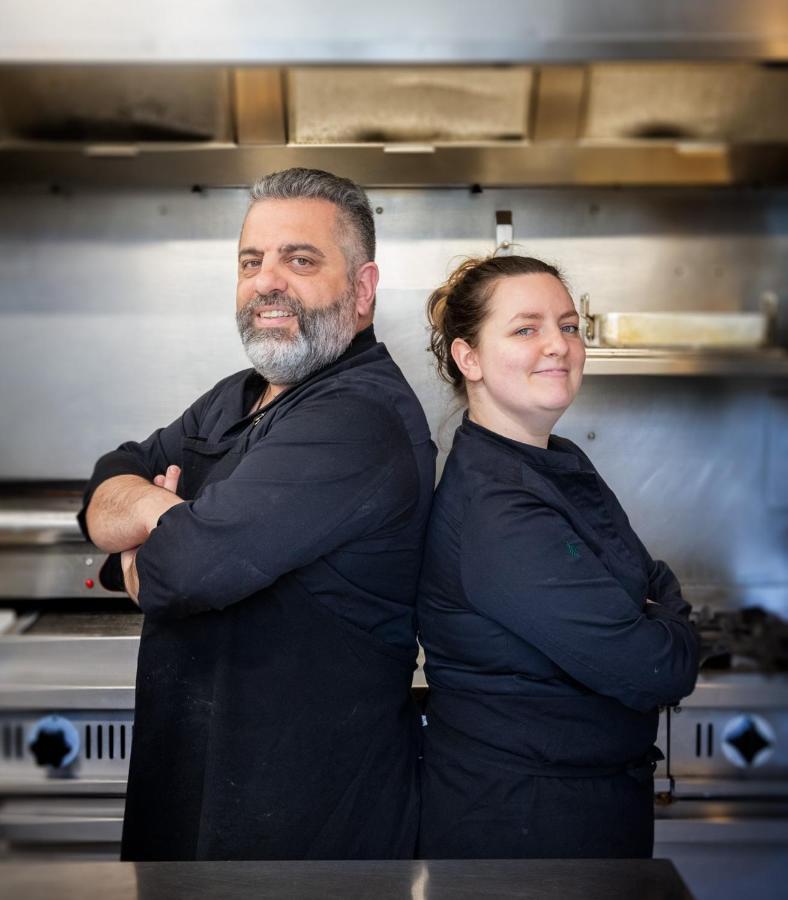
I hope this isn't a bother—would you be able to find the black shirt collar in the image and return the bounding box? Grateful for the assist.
[459,412,589,473]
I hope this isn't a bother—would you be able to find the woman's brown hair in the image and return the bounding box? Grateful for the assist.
[426,255,567,392]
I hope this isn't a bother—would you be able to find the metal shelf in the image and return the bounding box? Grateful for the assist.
[584,348,788,376]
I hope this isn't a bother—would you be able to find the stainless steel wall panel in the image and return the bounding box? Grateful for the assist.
[0,185,786,612]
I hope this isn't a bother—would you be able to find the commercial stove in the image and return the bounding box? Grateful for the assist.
[654,607,788,900]
[0,490,139,857]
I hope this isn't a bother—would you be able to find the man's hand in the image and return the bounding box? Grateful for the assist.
[121,547,141,606]
[118,467,181,607]
[153,465,181,494]
[85,468,184,554]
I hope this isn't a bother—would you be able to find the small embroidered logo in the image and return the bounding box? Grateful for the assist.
[566,541,580,559]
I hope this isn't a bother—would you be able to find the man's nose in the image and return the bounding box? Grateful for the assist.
[252,261,289,295]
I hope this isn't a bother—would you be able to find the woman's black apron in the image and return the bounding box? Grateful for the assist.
[418,701,660,860]
[119,430,420,860]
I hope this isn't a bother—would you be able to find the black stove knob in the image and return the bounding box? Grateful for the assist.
[28,715,80,769]
[30,729,71,768]
[722,715,774,768]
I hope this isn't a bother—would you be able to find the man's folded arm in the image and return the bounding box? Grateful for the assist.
[135,393,416,620]
[78,384,217,551]
[86,475,184,553]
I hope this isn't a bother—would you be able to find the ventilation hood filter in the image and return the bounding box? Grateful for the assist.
[586,64,788,143]
[288,67,532,145]
[0,66,233,144]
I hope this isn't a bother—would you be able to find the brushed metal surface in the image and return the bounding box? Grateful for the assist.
[0,0,785,63]
[587,65,788,143]
[0,797,124,846]
[0,711,134,783]
[0,185,786,611]
[0,66,233,144]
[656,818,788,842]
[4,143,782,188]
[0,859,694,899]
[584,349,788,376]
[595,312,768,350]
[289,68,532,143]
[670,780,788,799]
[0,637,139,691]
[0,511,82,545]
[678,674,788,709]
[0,547,119,600]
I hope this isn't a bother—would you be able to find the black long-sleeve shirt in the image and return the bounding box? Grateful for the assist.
[418,417,699,770]
[81,326,436,645]
[78,326,437,860]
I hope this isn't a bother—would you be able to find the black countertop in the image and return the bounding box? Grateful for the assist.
[0,858,693,899]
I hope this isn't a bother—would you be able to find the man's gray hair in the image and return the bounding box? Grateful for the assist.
[249,168,375,273]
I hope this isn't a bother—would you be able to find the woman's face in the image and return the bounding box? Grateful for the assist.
[457,273,585,438]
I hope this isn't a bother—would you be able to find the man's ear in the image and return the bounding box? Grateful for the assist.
[451,338,482,383]
[354,261,379,320]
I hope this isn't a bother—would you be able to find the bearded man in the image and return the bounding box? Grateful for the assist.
[79,168,436,861]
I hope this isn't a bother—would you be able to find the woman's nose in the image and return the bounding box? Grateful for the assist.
[542,325,569,356]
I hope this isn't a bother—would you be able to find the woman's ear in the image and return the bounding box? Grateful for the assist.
[451,338,482,383]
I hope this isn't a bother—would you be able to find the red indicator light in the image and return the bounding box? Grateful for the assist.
[85,579,95,589]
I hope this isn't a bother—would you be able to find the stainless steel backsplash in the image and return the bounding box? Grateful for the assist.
[0,186,786,614]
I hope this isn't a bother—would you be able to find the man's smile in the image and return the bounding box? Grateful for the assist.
[254,307,298,327]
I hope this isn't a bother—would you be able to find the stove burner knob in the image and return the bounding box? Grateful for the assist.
[722,714,775,768]
[28,716,80,769]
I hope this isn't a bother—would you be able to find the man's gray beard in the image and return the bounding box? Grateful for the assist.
[236,288,357,386]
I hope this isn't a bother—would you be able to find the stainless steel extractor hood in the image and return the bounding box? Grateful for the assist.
[0,1,786,188]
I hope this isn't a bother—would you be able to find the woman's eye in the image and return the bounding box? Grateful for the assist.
[561,324,580,334]
[515,327,536,336]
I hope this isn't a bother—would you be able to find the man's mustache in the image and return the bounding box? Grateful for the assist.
[243,292,303,317]
[237,293,306,336]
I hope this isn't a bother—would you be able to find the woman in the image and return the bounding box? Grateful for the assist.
[417,255,699,859]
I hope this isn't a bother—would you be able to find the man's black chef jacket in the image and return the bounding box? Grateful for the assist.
[417,417,699,858]
[79,326,436,861]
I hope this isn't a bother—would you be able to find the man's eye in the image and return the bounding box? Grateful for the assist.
[241,259,260,270]
[290,257,313,268]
